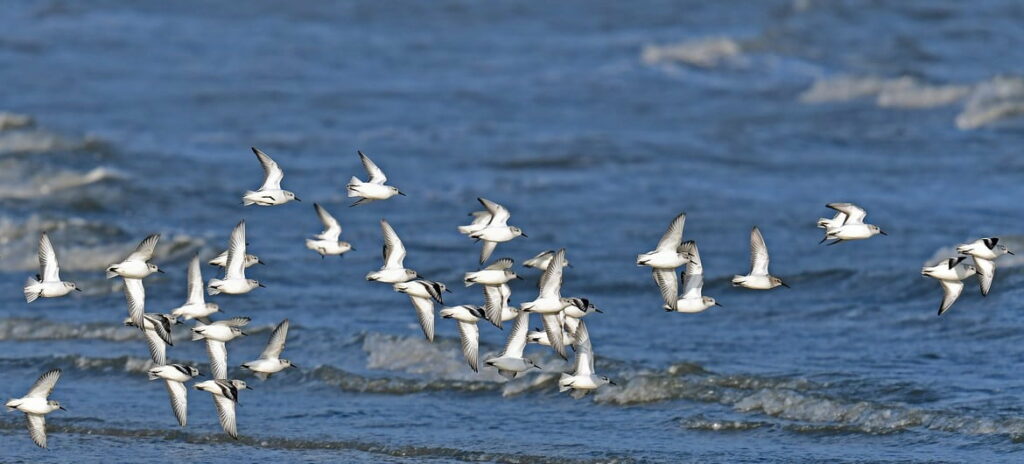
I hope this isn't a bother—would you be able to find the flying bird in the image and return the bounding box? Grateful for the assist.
[148,364,200,427]
[171,255,221,323]
[732,227,788,290]
[242,147,300,206]
[346,151,404,206]
[957,237,1013,296]
[106,234,162,279]
[818,203,886,245]
[922,256,978,315]
[241,319,297,380]
[24,232,80,303]
[208,220,263,295]
[366,219,418,283]
[467,198,526,264]
[306,203,353,257]
[194,379,251,439]
[5,368,65,448]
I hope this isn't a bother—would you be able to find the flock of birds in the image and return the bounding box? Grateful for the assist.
[4,148,1015,449]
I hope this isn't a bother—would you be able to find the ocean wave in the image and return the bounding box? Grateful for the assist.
[799,75,969,108]
[0,318,139,342]
[0,128,103,155]
[0,166,123,200]
[641,37,743,68]
[0,112,34,131]
[955,76,1024,130]
[679,415,768,432]
[0,419,629,464]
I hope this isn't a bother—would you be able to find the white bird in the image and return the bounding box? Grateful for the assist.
[306,203,353,257]
[468,198,527,264]
[346,151,404,206]
[366,219,418,283]
[194,379,251,439]
[192,317,250,379]
[171,255,220,323]
[464,258,520,287]
[393,280,449,341]
[636,213,689,269]
[208,220,263,295]
[23,232,79,303]
[208,250,262,268]
[818,203,886,245]
[732,227,788,290]
[523,250,571,270]
[241,319,296,380]
[242,147,300,206]
[957,237,1014,296]
[562,297,602,319]
[457,210,491,236]
[482,282,518,329]
[655,241,721,313]
[148,364,200,427]
[439,305,485,372]
[922,256,978,315]
[106,234,162,279]
[520,248,572,359]
[123,277,148,334]
[5,368,65,448]
[484,311,541,380]
[558,322,614,399]
[527,312,577,348]
[124,312,179,365]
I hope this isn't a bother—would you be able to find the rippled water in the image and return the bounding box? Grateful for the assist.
[3,1,1024,462]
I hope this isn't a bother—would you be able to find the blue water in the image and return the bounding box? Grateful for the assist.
[3,1,1024,462]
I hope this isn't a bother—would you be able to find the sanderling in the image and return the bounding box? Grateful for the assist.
[440,305,485,372]
[656,241,720,313]
[468,198,526,264]
[192,317,250,379]
[484,311,541,380]
[208,250,262,268]
[124,312,179,366]
[464,258,519,287]
[558,321,614,399]
[242,147,300,206]
[208,220,263,295]
[366,219,418,283]
[148,364,200,427]
[194,379,251,439]
[636,213,688,270]
[562,297,602,319]
[23,232,80,303]
[171,255,220,323]
[922,256,978,315]
[347,151,404,206]
[957,237,1013,296]
[123,277,148,333]
[5,368,65,448]
[523,250,571,270]
[520,248,572,359]
[241,319,296,380]
[732,227,788,290]
[106,234,162,279]
[394,280,449,341]
[482,283,518,329]
[306,203,353,257]
[458,210,492,236]
[818,203,886,245]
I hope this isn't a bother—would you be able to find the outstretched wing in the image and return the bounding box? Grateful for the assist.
[503,311,530,358]
[313,203,342,242]
[456,321,480,372]
[212,394,239,439]
[224,220,247,280]
[26,414,47,448]
[164,380,188,426]
[206,340,228,380]
[186,255,204,305]
[410,296,435,342]
[260,319,290,360]
[572,321,594,376]
[749,227,770,276]
[538,249,566,299]
[358,151,388,184]
[652,269,678,307]
[124,278,147,332]
[252,147,284,190]
[477,197,511,227]
[479,241,498,265]
[127,234,160,262]
[541,313,567,360]
[482,284,509,328]
[938,280,964,316]
[26,368,61,399]
[826,203,867,225]
[655,213,686,252]
[380,219,407,269]
[38,232,60,282]
[484,258,514,270]
[974,257,995,296]
[144,328,168,366]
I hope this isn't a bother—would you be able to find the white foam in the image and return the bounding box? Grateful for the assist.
[641,37,742,68]
[800,75,969,108]
[956,76,1024,129]
[0,112,34,131]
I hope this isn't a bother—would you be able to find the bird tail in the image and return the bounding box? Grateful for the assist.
[463,273,476,287]
[6,398,20,411]
[147,369,160,381]
[242,191,258,206]
[206,280,222,296]
[816,218,831,229]
[731,275,745,287]
[346,177,362,197]
[23,277,41,303]
[558,373,573,392]
[457,225,473,235]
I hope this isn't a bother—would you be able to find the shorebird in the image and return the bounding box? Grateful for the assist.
[818,203,886,245]
[207,220,263,295]
[732,227,788,290]
[957,237,1013,296]
[520,249,572,359]
[241,319,297,380]
[366,219,418,283]
[242,147,300,206]
[484,311,541,379]
[306,203,352,257]
[170,255,220,323]
[5,368,65,448]
[347,151,404,206]
[106,234,162,279]
[194,379,251,439]
[558,321,614,399]
[922,256,978,315]
[656,241,720,313]
[24,232,80,303]
[439,305,485,372]
[636,213,688,269]
[468,198,526,264]
[393,280,449,341]
[124,312,179,365]
[192,317,250,379]
[148,364,200,427]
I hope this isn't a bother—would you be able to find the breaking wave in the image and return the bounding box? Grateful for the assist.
[641,37,744,68]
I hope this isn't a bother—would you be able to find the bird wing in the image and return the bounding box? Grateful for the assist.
[216,317,251,327]
[224,220,247,280]
[572,321,594,376]
[538,249,566,299]
[410,296,435,342]
[38,232,60,282]
[541,313,568,360]
[26,368,61,399]
[680,240,703,271]
[212,394,239,439]
[826,203,867,225]
[652,269,678,307]
[948,256,966,269]
[127,234,160,262]
[313,203,342,241]
[358,151,388,184]
[144,327,168,366]
[484,258,514,270]
[380,219,407,269]
[124,278,146,332]
[456,321,480,372]
[681,271,704,300]
[503,311,530,358]
[260,319,289,360]
[973,257,995,296]
[252,147,284,190]
[26,413,47,448]
[479,240,498,265]
[983,237,999,249]
[938,280,964,316]
[477,197,511,227]
[164,380,188,426]
[206,340,228,380]
[655,213,686,252]
[749,227,770,276]
[186,254,205,305]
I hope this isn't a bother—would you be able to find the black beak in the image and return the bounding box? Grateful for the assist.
[398,191,407,196]
[59,406,67,411]
[879,230,888,236]
[444,288,452,294]
[245,385,253,390]
[295,197,302,202]
[240,331,248,336]
[1008,250,1015,255]
[290,364,299,369]
[818,236,829,245]
[594,307,604,313]
[714,302,723,307]
[258,283,266,288]
[608,380,617,386]
[533,364,542,370]
[521,232,528,238]
[157,269,165,274]
[566,263,574,268]
[74,287,83,292]
[781,282,791,288]
[257,259,265,265]
[196,372,204,377]
[515,275,524,280]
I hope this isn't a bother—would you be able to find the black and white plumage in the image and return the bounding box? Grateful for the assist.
[241,319,297,380]
[24,232,79,303]
[818,203,886,244]
[439,305,486,372]
[124,312,179,365]
[123,277,147,334]
[148,364,200,427]
[242,147,300,206]
[656,241,720,313]
[306,203,353,257]
[106,234,162,279]
[523,249,571,270]
[365,219,418,283]
[346,151,404,206]
[393,280,449,341]
[208,220,263,295]
[957,237,1014,296]
[192,317,250,379]
[558,321,613,399]
[467,198,526,264]
[636,212,689,270]
[520,248,571,360]
[922,257,978,315]
[731,227,787,290]
[484,310,540,379]
[171,255,220,323]
[5,368,65,448]
[194,379,251,439]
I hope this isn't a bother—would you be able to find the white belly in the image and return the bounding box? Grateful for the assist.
[465,270,511,285]
[210,279,255,295]
[244,189,290,205]
[197,325,238,342]
[109,261,153,279]
[735,275,773,290]
[486,357,531,372]
[523,297,564,314]
[12,397,54,415]
[351,183,395,200]
[244,359,285,373]
[172,303,216,320]
[367,269,414,283]
[306,239,350,255]
[637,251,687,269]
[830,225,873,240]
[673,298,712,313]
[38,282,74,298]
[474,227,516,242]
